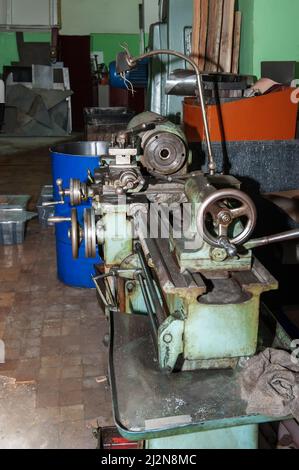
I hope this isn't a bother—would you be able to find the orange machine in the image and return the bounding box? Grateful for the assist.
[183,88,298,143]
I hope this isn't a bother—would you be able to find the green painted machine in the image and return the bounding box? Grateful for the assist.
[49,46,299,449]
[49,112,299,448]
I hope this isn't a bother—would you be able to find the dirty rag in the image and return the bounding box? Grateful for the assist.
[240,348,299,420]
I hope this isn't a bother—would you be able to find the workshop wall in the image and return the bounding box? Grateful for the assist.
[2,1,298,77]
[60,0,141,35]
[0,32,50,74]
[238,0,254,76]
[0,0,157,72]
[238,0,299,77]
[90,34,141,67]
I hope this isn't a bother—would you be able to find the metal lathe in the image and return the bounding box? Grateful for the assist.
[49,48,299,449]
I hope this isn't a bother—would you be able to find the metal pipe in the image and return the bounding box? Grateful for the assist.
[124,48,216,175]
[165,70,198,96]
[244,229,299,250]
[135,242,166,325]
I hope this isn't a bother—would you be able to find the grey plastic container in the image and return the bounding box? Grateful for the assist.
[0,209,36,245]
[37,185,54,228]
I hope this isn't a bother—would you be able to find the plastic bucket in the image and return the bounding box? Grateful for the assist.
[50,141,109,288]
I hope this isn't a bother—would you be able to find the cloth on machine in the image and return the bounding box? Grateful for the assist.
[240,348,299,421]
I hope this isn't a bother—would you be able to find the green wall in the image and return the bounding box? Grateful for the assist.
[0,31,140,74]
[0,33,19,74]
[238,0,299,77]
[2,1,299,78]
[91,33,140,66]
[0,32,51,74]
[253,0,299,77]
[238,0,254,75]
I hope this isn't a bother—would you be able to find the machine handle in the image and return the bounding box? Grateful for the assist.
[116,123,157,145]
[127,122,156,135]
[42,200,65,207]
[244,229,299,250]
[47,216,71,224]
[55,178,71,204]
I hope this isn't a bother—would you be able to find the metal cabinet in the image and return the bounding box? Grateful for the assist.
[0,0,60,31]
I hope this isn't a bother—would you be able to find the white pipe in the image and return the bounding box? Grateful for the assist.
[0,80,5,104]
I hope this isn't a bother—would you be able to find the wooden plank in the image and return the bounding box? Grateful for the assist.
[219,0,235,73]
[205,0,224,72]
[198,0,209,71]
[192,0,201,66]
[232,11,242,74]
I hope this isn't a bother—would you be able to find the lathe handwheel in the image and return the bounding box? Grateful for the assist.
[197,189,257,247]
[70,208,80,259]
[84,208,97,259]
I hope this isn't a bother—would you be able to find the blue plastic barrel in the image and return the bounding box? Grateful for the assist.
[50,142,109,288]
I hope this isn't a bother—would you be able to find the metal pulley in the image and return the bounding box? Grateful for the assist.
[69,208,83,259]
[69,207,97,259]
[49,208,98,260]
[83,208,97,259]
[48,208,84,259]
[69,208,97,259]
[69,179,88,206]
[45,178,89,207]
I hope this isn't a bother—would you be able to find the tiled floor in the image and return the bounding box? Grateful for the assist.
[0,144,113,449]
[0,135,80,157]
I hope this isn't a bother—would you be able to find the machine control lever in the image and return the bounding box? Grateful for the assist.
[115,122,156,147]
[42,178,69,207]
[244,228,299,250]
[42,200,64,207]
[217,237,238,258]
[47,216,71,224]
[127,122,156,136]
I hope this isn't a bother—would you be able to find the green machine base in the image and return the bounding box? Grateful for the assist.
[146,425,258,450]
[108,307,291,449]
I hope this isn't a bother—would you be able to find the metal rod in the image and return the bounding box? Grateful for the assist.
[92,275,109,307]
[125,48,216,175]
[135,242,166,325]
[244,229,299,250]
[47,216,71,224]
[137,273,159,353]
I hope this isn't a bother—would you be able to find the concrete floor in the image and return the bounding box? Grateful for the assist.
[0,142,113,449]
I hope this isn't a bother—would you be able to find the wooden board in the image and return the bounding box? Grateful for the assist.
[219,0,235,73]
[198,0,209,71]
[232,11,242,74]
[192,0,201,66]
[205,0,224,72]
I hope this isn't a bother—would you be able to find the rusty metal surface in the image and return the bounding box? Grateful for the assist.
[109,307,291,440]
[145,237,206,301]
